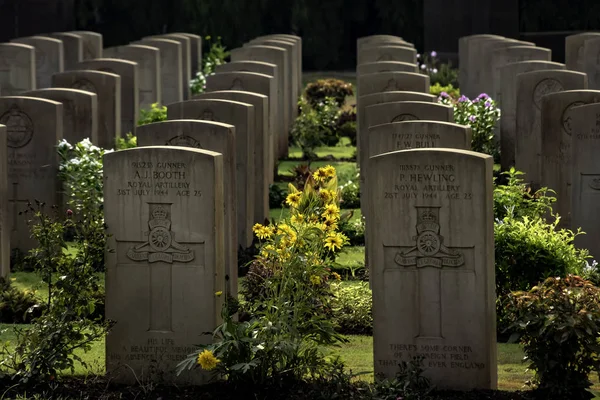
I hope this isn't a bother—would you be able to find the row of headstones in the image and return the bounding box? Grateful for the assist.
[0,31,302,280]
[355,36,496,390]
[460,33,600,261]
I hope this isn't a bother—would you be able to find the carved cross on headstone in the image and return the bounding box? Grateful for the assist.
[115,203,204,332]
[390,206,473,339]
[9,182,28,232]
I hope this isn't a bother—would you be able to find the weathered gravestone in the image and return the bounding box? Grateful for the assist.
[0,124,8,278]
[70,31,103,59]
[167,99,255,248]
[566,33,600,72]
[368,148,496,389]
[498,61,566,170]
[104,146,225,385]
[52,70,121,149]
[540,90,600,229]
[45,32,83,70]
[358,72,430,98]
[171,33,202,76]
[358,45,417,65]
[103,45,161,109]
[364,101,454,129]
[0,43,35,96]
[0,97,62,253]
[247,39,298,116]
[24,88,98,144]
[194,90,270,218]
[357,35,408,50]
[515,70,587,187]
[230,45,290,157]
[357,61,418,76]
[459,35,504,98]
[357,91,437,168]
[571,103,600,260]
[467,38,520,99]
[205,72,277,175]
[145,34,191,100]
[10,36,63,89]
[78,58,139,136]
[134,38,183,105]
[136,120,237,297]
[582,37,600,90]
[478,40,535,96]
[256,34,302,95]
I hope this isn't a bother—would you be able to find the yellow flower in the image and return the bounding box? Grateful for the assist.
[197,349,221,370]
[323,217,338,231]
[319,189,336,204]
[260,244,276,258]
[332,272,341,281]
[322,204,340,220]
[291,213,304,224]
[312,169,324,182]
[310,275,322,285]
[215,291,223,297]
[324,232,346,251]
[286,192,301,207]
[321,165,336,178]
[253,223,274,240]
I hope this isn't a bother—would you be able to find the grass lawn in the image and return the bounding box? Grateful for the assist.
[287,138,356,160]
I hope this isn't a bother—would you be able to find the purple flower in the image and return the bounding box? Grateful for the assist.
[473,97,480,103]
[440,91,449,98]
[458,95,469,103]
[485,100,492,108]
[431,50,437,57]
[468,115,477,123]
[477,93,489,100]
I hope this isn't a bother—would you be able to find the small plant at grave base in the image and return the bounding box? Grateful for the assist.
[57,139,109,272]
[583,259,600,286]
[190,36,229,94]
[115,132,137,150]
[373,356,433,400]
[177,166,349,385]
[137,102,167,126]
[438,93,501,160]
[291,97,342,159]
[493,168,555,221]
[330,281,372,335]
[0,202,112,385]
[304,78,354,108]
[506,275,600,400]
[429,82,459,99]
[417,50,458,87]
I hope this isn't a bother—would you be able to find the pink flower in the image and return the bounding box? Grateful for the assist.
[66,209,73,217]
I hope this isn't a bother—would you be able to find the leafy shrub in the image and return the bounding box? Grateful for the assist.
[340,180,360,209]
[373,356,433,400]
[190,35,229,94]
[0,277,41,324]
[336,106,357,146]
[305,79,353,108]
[137,102,167,126]
[115,132,137,150]
[506,275,600,399]
[438,93,501,160]
[291,97,342,159]
[493,168,555,221]
[429,83,459,99]
[418,51,458,87]
[57,139,108,272]
[0,202,111,384]
[269,184,287,208]
[582,260,600,286]
[339,217,364,247]
[331,282,372,334]
[178,166,349,384]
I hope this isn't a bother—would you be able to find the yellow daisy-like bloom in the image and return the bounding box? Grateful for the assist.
[290,213,304,225]
[310,275,322,285]
[324,232,345,251]
[286,192,301,207]
[253,223,274,240]
[197,349,221,370]
[260,244,276,258]
[215,291,223,297]
[321,165,336,178]
[312,169,324,182]
[322,204,340,220]
[319,189,336,204]
[332,272,342,281]
[323,217,338,231]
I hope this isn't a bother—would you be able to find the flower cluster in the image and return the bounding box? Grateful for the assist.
[438,93,501,158]
[417,50,459,87]
[190,36,229,94]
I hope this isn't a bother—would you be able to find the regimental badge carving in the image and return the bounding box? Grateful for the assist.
[394,207,465,268]
[200,108,215,121]
[166,134,202,148]
[562,101,586,135]
[392,114,418,123]
[383,78,400,92]
[0,106,34,148]
[590,177,600,190]
[377,53,393,61]
[230,78,244,90]
[126,204,195,263]
[72,79,97,94]
[533,78,564,110]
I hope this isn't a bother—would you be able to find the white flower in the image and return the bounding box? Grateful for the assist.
[58,139,73,150]
[432,68,438,73]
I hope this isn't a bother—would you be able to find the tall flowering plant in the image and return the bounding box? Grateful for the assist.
[438,93,501,158]
[177,166,348,384]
